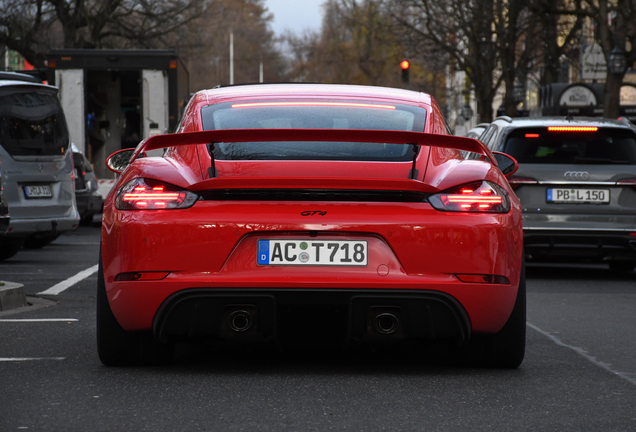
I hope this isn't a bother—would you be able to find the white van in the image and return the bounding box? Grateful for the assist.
[0,72,79,260]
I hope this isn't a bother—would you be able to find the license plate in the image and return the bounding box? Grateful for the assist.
[547,188,609,204]
[257,239,368,266]
[24,185,52,198]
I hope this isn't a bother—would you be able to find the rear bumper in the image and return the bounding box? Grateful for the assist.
[4,213,80,238]
[152,289,472,347]
[523,229,636,261]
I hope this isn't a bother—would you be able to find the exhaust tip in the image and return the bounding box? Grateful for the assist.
[228,310,253,332]
[373,313,399,335]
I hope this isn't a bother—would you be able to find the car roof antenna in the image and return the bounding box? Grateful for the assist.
[409,144,419,180]
[208,143,218,178]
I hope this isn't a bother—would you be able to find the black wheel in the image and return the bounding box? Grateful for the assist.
[452,259,526,368]
[608,260,636,273]
[0,238,24,261]
[97,252,173,366]
[23,233,59,249]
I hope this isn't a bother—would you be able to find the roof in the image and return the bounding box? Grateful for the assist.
[0,80,55,92]
[492,116,634,129]
[200,83,432,106]
[0,71,41,84]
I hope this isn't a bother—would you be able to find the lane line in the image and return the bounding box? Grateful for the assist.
[527,322,636,386]
[0,319,78,322]
[0,357,65,362]
[37,264,99,295]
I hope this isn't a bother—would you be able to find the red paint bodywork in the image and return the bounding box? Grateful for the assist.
[101,84,523,337]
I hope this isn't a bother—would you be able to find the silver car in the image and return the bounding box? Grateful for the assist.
[0,72,79,260]
[478,116,636,272]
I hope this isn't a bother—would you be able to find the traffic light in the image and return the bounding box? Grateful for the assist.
[400,60,410,83]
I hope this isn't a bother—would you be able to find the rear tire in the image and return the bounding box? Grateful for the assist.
[97,252,173,366]
[0,238,24,261]
[608,260,636,273]
[23,233,59,249]
[453,260,526,368]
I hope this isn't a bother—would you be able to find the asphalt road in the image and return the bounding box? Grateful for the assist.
[1,224,635,431]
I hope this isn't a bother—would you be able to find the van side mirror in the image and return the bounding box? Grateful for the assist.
[106,149,135,174]
[492,151,518,177]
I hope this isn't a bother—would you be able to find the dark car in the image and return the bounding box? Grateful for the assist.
[72,149,103,224]
[0,163,9,235]
[477,116,636,272]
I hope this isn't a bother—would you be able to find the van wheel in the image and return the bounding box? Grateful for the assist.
[97,252,174,366]
[23,234,59,249]
[452,260,526,368]
[0,238,24,261]
[608,260,636,273]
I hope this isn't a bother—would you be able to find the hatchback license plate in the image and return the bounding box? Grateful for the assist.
[547,188,609,204]
[257,239,368,266]
[24,185,52,198]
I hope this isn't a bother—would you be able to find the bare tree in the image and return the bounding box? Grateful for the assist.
[529,0,585,88]
[391,0,503,121]
[582,0,636,117]
[0,0,208,67]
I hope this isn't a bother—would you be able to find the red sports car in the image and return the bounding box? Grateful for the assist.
[98,84,525,368]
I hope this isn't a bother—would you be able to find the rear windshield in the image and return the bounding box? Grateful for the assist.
[0,88,69,158]
[504,127,636,164]
[200,100,427,161]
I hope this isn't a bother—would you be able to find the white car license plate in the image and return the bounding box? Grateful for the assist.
[547,188,609,204]
[257,239,368,266]
[24,185,52,198]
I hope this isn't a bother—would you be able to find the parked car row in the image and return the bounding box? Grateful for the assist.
[466,116,636,272]
[0,71,103,261]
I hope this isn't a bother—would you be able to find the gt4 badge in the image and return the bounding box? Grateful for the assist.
[301,211,327,216]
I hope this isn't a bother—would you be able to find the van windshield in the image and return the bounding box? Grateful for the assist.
[504,127,636,164]
[0,89,70,157]
[200,100,427,161]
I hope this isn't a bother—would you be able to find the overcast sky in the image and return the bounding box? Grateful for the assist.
[265,0,325,36]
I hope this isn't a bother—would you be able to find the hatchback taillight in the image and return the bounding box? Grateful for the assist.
[617,178,636,191]
[115,178,198,210]
[507,176,538,191]
[428,181,510,213]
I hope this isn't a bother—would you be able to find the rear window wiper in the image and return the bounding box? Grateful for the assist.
[574,157,630,164]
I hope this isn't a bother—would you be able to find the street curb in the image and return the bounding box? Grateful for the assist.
[0,281,26,311]
[0,295,57,317]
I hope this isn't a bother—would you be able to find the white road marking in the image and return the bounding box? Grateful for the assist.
[0,319,78,322]
[0,357,65,362]
[37,264,99,295]
[528,322,636,386]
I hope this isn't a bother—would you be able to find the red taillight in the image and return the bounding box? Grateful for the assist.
[114,272,170,282]
[115,178,198,210]
[547,126,598,132]
[525,133,539,138]
[617,178,636,191]
[428,181,510,213]
[507,176,538,191]
[455,274,510,284]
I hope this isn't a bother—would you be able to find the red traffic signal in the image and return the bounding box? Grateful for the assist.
[400,60,410,83]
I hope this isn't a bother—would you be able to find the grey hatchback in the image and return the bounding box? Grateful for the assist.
[0,72,79,260]
[478,116,636,272]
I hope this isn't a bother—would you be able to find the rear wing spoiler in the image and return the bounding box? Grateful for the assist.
[135,129,496,166]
